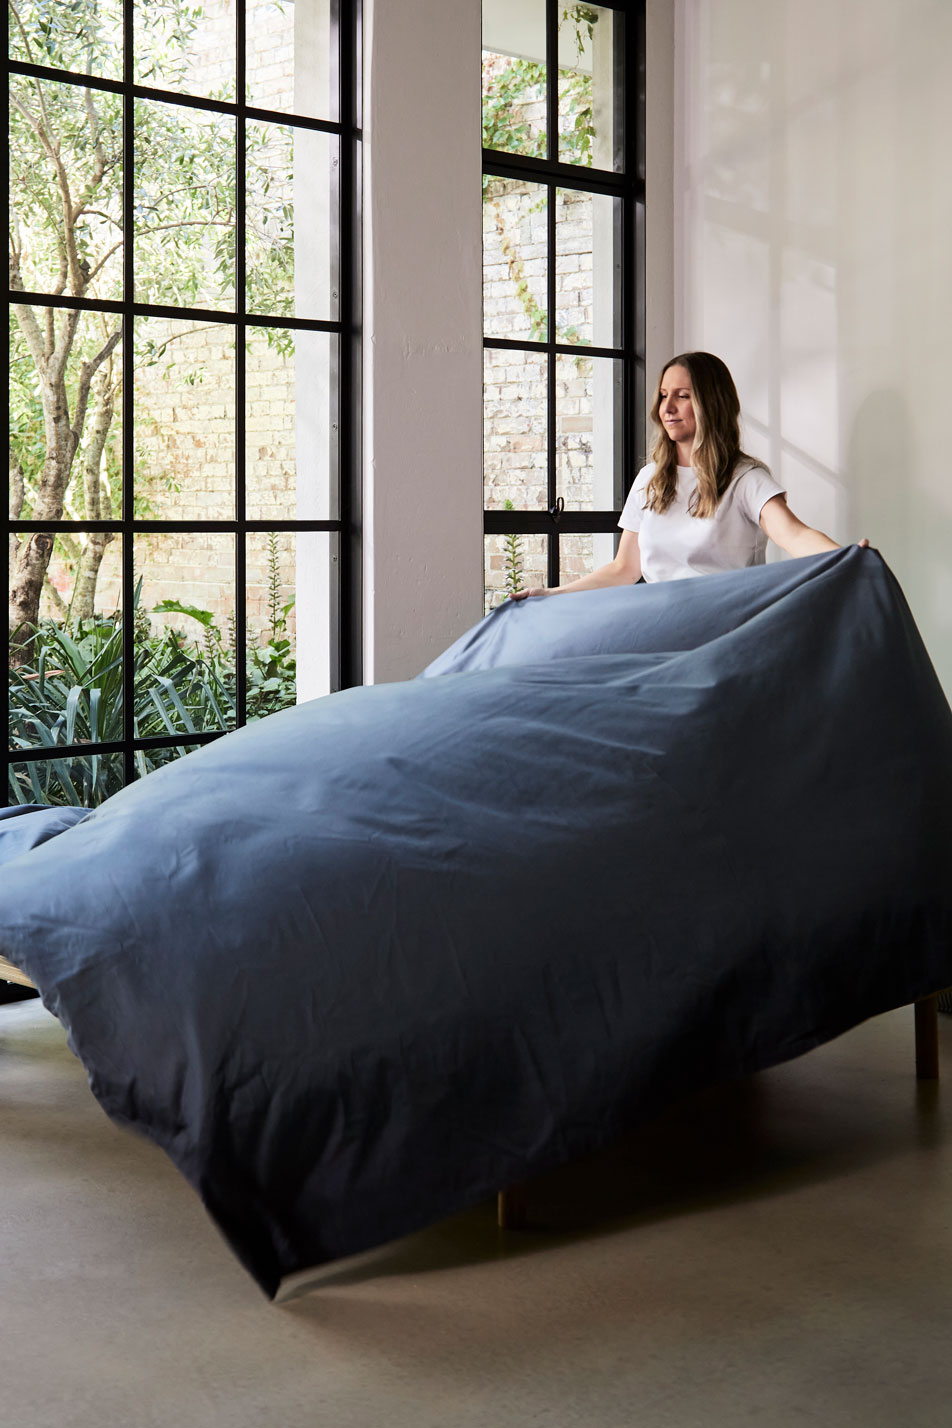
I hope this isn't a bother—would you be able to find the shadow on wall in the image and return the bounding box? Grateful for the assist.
[848,388,909,573]
[849,386,952,696]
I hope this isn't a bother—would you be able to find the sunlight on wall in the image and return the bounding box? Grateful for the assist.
[675,0,952,692]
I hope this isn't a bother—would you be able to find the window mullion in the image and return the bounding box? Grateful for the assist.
[121,2,135,787]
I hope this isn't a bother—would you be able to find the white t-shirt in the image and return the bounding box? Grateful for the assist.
[617,459,786,582]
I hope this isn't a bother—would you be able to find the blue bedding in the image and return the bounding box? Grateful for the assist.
[1,547,950,1296]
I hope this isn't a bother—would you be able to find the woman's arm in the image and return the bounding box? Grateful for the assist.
[510,529,643,599]
[759,495,869,557]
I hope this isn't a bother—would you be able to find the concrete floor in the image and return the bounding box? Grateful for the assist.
[2,998,951,1428]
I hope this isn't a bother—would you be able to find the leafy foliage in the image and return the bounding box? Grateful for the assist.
[8,598,234,807]
[502,499,525,599]
[482,7,599,346]
[9,562,297,808]
[9,0,297,643]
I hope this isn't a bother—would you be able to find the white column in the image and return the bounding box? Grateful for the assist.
[647,0,675,380]
[362,0,484,683]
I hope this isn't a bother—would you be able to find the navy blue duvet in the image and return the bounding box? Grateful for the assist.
[1,547,950,1296]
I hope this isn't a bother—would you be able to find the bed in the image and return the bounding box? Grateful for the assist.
[1,546,950,1296]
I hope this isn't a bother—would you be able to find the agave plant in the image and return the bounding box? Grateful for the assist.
[9,588,236,808]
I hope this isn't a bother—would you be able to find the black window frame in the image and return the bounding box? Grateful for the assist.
[482,0,645,589]
[6,0,362,803]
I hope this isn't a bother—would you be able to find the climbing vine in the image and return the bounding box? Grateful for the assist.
[482,6,600,345]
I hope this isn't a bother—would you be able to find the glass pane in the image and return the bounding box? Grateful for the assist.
[133,742,203,778]
[484,533,546,614]
[8,755,124,809]
[135,99,237,310]
[293,531,336,703]
[559,532,608,588]
[135,534,237,735]
[483,179,548,342]
[555,189,621,349]
[8,0,123,82]
[556,353,622,510]
[482,0,546,159]
[11,308,124,531]
[247,0,335,121]
[557,3,623,172]
[246,122,337,321]
[9,78,123,300]
[246,532,297,720]
[134,0,236,100]
[246,327,336,521]
[9,535,123,753]
[484,347,548,512]
[133,318,236,520]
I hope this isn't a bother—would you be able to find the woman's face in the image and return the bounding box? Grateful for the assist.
[659,364,697,451]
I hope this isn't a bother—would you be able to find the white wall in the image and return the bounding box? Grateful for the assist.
[362,0,484,682]
[673,0,952,692]
[646,0,676,388]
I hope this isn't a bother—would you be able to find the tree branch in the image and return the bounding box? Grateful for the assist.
[85,237,124,286]
[10,291,49,382]
[9,459,25,521]
[71,86,108,223]
[70,326,122,449]
[48,306,82,389]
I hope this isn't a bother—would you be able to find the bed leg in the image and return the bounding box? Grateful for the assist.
[915,995,939,1081]
[497,1183,529,1230]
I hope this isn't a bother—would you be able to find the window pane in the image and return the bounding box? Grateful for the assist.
[484,348,548,512]
[8,0,123,83]
[8,755,124,809]
[246,122,338,321]
[556,353,622,510]
[483,179,548,343]
[557,3,623,172]
[135,99,237,310]
[247,0,335,121]
[9,78,123,301]
[556,189,621,349]
[246,327,336,521]
[135,534,237,735]
[11,308,124,531]
[134,318,235,520]
[293,531,336,702]
[9,535,123,753]
[559,532,609,587]
[133,742,203,778]
[484,533,546,614]
[482,0,547,159]
[134,0,236,101]
[246,531,296,720]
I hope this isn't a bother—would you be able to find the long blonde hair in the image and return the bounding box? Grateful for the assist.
[644,352,754,519]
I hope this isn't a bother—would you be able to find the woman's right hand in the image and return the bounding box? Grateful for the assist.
[508,586,548,601]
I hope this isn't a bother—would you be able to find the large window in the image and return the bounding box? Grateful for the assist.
[482,0,644,605]
[7,0,360,808]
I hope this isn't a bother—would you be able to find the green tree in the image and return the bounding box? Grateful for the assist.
[8,0,294,651]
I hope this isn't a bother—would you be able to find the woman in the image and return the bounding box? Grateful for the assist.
[511,351,866,597]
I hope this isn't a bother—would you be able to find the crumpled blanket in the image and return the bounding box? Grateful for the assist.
[1,546,950,1296]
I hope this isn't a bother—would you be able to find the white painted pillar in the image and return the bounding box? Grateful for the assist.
[362,0,484,683]
[646,0,675,391]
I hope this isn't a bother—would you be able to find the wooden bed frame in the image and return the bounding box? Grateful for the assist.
[1,952,944,1232]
